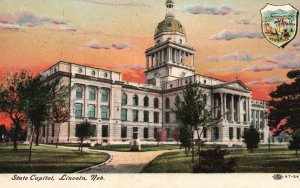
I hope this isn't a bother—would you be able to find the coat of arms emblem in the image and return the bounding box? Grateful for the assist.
[261,4,299,48]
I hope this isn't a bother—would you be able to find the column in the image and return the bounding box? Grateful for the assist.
[182,51,185,65]
[168,47,172,63]
[84,86,88,118]
[249,98,252,123]
[146,56,149,69]
[258,110,260,129]
[162,49,165,63]
[155,52,158,66]
[245,97,249,123]
[151,54,154,68]
[224,93,227,120]
[158,51,161,65]
[231,94,234,122]
[237,96,241,123]
[220,93,224,120]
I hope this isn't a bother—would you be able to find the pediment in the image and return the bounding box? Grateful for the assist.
[214,80,251,92]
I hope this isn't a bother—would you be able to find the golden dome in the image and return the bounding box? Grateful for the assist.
[155,18,185,36]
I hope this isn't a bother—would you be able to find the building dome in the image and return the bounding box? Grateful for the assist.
[166,0,174,4]
[155,18,185,36]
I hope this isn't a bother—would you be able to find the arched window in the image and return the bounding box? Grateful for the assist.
[89,87,96,100]
[165,98,170,109]
[154,98,159,108]
[101,90,108,102]
[121,93,127,105]
[76,86,83,100]
[175,95,180,106]
[133,95,139,106]
[144,96,149,107]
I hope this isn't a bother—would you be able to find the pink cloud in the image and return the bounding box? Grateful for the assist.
[209,30,264,40]
[230,18,257,25]
[184,5,241,15]
[0,11,76,32]
[205,52,262,62]
[246,77,285,86]
[85,41,131,50]
[77,0,150,7]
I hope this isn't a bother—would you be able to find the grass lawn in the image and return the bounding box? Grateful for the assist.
[0,144,110,173]
[92,144,181,152]
[55,143,181,152]
[142,145,300,173]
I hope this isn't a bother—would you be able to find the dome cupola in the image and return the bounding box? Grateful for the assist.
[154,0,185,37]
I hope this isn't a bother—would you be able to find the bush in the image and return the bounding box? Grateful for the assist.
[242,126,260,153]
[289,130,300,155]
[193,147,236,173]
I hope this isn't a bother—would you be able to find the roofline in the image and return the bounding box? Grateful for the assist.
[43,61,122,74]
[145,41,196,53]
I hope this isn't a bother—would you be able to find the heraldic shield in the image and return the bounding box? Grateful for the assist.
[261,4,299,48]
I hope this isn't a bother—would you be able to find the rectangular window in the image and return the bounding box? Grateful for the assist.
[133,110,139,122]
[144,111,149,122]
[165,112,170,123]
[102,125,109,137]
[214,127,219,140]
[88,105,96,119]
[229,127,233,140]
[75,104,82,118]
[52,124,55,137]
[203,127,207,138]
[43,126,46,137]
[101,91,108,102]
[237,128,241,140]
[121,126,127,138]
[154,127,158,138]
[133,127,138,139]
[144,128,149,139]
[76,87,83,100]
[101,106,108,119]
[154,112,159,123]
[91,124,97,137]
[121,109,127,121]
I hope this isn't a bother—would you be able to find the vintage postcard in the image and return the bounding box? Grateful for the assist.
[0,0,299,188]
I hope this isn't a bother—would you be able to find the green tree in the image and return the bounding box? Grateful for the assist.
[75,120,94,153]
[289,129,300,155]
[174,82,220,161]
[242,126,260,153]
[268,69,300,132]
[178,124,193,156]
[20,75,55,147]
[0,71,32,151]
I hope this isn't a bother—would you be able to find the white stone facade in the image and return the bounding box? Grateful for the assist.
[30,0,269,145]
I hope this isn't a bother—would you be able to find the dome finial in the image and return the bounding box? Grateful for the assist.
[165,0,175,18]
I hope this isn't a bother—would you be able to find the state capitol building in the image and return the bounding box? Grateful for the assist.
[29,0,268,145]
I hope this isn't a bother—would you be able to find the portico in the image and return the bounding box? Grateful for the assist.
[211,81,252,143]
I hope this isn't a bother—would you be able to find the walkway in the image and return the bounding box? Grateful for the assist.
[82,150,167,173]
[42,144,175,173]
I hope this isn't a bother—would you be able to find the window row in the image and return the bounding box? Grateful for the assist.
[75,104,109,119]
[76,86,108,102]
[121,94,181,109]
[121,94,160,108]
[121,109,160,123]
[121,127,171,139]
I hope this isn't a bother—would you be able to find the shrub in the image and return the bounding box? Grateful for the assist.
[193,147,236,173]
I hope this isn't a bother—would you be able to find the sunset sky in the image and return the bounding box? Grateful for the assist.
[1,0,300,118]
